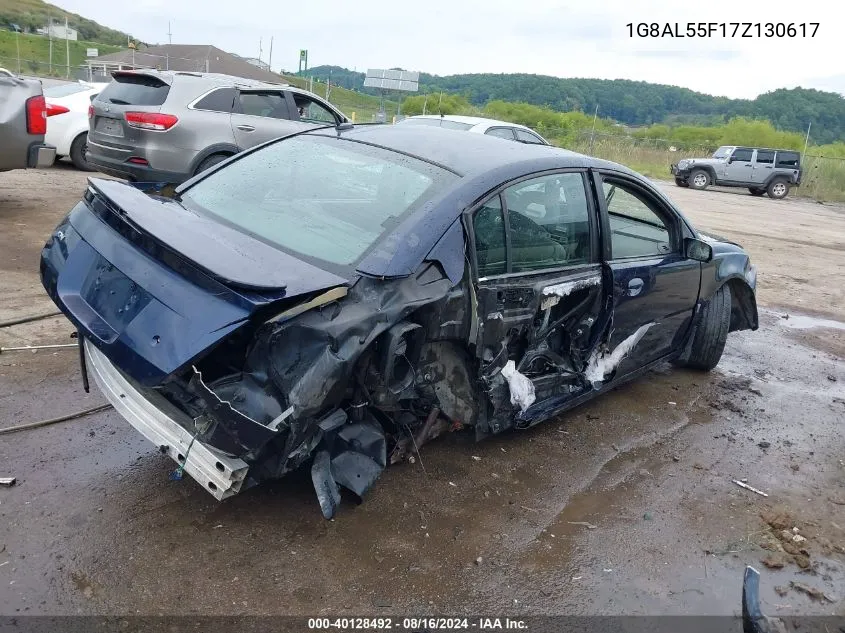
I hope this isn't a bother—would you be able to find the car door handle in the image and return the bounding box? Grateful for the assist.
[236,125,255,132]
[627,278,644,297]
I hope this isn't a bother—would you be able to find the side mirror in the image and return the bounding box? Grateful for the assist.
[685,237,713,262]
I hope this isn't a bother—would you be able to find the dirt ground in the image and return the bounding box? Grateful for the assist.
[1,167,843,620]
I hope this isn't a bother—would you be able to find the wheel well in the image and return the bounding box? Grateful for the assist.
[725,279,758,332]
[691,165,715,181]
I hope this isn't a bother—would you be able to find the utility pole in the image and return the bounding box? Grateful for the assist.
[258,37,262,63]
[65,17,70,78]
[48,15,53,74]
[167,21,172,45]
[588,104,599,153]
[803,122,812,156]
[268,36,273,72]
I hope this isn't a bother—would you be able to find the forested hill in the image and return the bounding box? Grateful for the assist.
[302,66,845,144]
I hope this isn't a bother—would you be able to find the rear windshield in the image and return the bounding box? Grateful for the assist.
[96,74,170,106]
[44,83,90,98]
[180,136,458,273]
[402,118,473,131]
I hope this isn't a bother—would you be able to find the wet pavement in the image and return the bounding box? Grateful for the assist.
[1,168,843,617]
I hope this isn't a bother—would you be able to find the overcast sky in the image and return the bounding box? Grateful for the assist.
[54,0,840,99]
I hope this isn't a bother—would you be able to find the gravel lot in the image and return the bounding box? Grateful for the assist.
[1,166,843,619]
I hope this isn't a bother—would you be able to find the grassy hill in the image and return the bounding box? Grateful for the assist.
[0,29,121,76]
[304,65,845,144]
[0,0,138,46]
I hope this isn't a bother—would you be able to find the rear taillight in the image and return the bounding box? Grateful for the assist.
[88,105,94,119]
[25,95,47,135]
[46,103,70,117]
[124,112,178,131]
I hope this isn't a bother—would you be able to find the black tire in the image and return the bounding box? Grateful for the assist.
[766,178,790,199]
[195,153,231,175]
[689,168,710,190]
[681,284,731,371]
[69,133,95,171]
[748,187,765,196]
[675,177,689,188]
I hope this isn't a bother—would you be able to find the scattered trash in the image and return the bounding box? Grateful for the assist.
[733,480,768,497]
[672,455,680,462]
[774,586,789,597]
[827,375,837,382]
[643,512,654,521]
[571,576,582,581]
[668,401,676,406]
[757,441,771,449]
[475,557,483,565]
[568,521,597,530]
[603,568,613,573]
[792,534,807,543]
[693,463,706,470]
[0,477,15,487]
[790,581,835,603]
[791,527,800,533]
[448,482,457,487]
[471,456,481,461]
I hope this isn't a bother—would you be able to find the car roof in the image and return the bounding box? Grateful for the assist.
[322,124,624,177]
[114,69,289,91]
[405,114,538,131]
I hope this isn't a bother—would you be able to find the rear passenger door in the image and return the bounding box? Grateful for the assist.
[230,89,299,149]
[750,149,775,184]
[469,170,605,428]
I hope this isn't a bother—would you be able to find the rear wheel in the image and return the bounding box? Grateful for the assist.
[748,187,765,196]
[767,179,790,199]
[680,284,731,371]
[69,133,95,172]
[689,169,710,190]
[675,177,689,188]
[195,153,231,175]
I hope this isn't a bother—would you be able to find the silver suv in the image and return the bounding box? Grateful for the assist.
[87,70,348,183]
[670,146,802,199]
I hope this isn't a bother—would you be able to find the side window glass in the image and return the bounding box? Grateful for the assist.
[193,88,236,113]
[238,92,290,119]
[473,196,507,277]
[755,150,774,164]
[732,148,753,162]
[775,152,800,168]
[485,127,516,140]
[293,94,337,124]
[515,129,544,144]
[504,173,591,272]
[603,180,673,259]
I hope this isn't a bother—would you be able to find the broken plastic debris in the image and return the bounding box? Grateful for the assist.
[0,477,15,487]
[584,323,655,385]
[733,479,769,497]
[500,360,536,412]
[792,534,807,543]
[472,456,481,461]
[568,521,597,529]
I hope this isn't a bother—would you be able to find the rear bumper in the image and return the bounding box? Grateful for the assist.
[84,339,249,500]
[28,143,56,168]
[86,148,188,184]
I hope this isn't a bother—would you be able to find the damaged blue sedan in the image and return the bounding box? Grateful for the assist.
[40,124,758,518]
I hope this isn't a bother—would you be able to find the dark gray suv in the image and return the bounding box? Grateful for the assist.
[87,70,348,183]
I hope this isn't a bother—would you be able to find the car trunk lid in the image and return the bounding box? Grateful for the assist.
[41,178,348,386]
[88,72,172,161]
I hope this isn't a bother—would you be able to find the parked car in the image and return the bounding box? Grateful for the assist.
[41,125,758,518]
[44,80,109,171]
[86,70,349,184]
[0,71,56,172]
[671,146,802,199]
[398,114,550,145]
